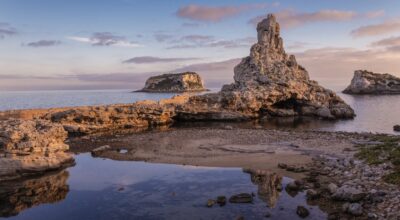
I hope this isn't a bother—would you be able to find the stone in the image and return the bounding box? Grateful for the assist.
[229,193,253,203]
[296,206,310,218]
[91,145,111,156]
[216,196,226,206]
[343,202,363,216]
[332,185,366,202]
[343,70,400,94]
[327,183,338,194]
[0,119,74,181]
[394,125,400,132]
[137,72,208,93]
[206,199,215,207]
[306,189,319,199]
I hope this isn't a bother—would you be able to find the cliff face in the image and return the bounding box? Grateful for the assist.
[178,14,355,120]
[343,70,400,94]
[138,72,207,93]
[0,119,74,181]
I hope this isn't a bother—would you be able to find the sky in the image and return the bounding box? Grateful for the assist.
[1,0,400,91]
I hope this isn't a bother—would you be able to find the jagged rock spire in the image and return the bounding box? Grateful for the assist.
[256,14,285,55]
[233,13,309,86]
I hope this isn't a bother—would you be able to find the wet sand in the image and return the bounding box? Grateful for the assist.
[68,127,368,174]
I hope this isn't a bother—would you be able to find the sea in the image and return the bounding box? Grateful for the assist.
[0,87,399,220]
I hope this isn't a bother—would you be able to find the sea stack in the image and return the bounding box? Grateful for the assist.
[343,70,400,94]
[138,72,208,93]
[178,14,355,120]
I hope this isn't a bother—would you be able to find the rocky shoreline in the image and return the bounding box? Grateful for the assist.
[68,126,400,219]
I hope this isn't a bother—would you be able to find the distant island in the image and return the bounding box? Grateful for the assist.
[136,72,209,93]
[343,70,400,94]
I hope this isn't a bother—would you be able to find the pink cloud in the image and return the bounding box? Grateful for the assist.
[176,3,267,22]
[250,9,357,28]
[351,19,400,37]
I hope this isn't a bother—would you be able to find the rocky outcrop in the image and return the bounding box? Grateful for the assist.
[0,119,74,181]
[177,14,355,120]
[343,70,400,94]
[137,72,208,93]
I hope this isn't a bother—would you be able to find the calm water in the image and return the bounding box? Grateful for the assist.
[0,154,327,220]
[0,88,399,134]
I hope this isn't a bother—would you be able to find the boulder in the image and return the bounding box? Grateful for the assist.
[137,72,208,93]
[394,125,400,132]
[0,119,74,181]
[332,185,366,202]
[177,14,355,120]
[343,70,400,94]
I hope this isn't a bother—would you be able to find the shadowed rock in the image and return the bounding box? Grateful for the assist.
[343,70,400,94]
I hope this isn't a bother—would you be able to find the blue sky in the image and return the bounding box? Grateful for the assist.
[1,0,400,90]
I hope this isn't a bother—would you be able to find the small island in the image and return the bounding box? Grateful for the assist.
[136,72,208,93]
[343,70,400,94]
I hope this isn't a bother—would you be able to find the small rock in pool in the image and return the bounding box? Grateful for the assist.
[207,199,215,207]
[216,196,226,206]
[278,163,287,169]
[343,202,363,216]
[394,125,400,132]
[296,206,310,218]
[229,193,253,203]
[306,189,319,199]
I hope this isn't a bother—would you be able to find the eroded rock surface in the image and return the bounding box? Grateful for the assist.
[178,14,354,120]
[0,119,74,181]
[137,72,208,93]
[343,70,400,94]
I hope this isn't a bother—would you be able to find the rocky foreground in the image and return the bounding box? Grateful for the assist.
[344,70,400,94]
[137,72,208,93]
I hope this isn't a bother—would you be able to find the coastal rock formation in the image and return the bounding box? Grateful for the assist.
[343,70,400,94]
[138,72,208,93]
[0,119,74,181]
[0,170,69,217]
[178,14,355,120]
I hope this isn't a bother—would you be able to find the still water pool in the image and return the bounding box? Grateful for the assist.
[0,154,326,220]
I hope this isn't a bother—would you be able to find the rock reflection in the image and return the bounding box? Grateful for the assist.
[0,170,69,217]
[244,168,283,208]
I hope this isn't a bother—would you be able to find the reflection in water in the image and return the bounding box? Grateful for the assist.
[244,169,282,208]
[0,154,327,220]
[0,171,69,217]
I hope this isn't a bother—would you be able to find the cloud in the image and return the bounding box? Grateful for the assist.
[167,36,255,49]
[153,33,175,42]
[182,22,201,28]
[176,3,267,22]
[294,47,400,87]
[25,40,61,47]
[68,32,141,48]
[0,22,17,39]
[122,56,200,64]
[250,9,357,28]
[371,36,400,47]
[365,10,385,19]
[351,19,400,37]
